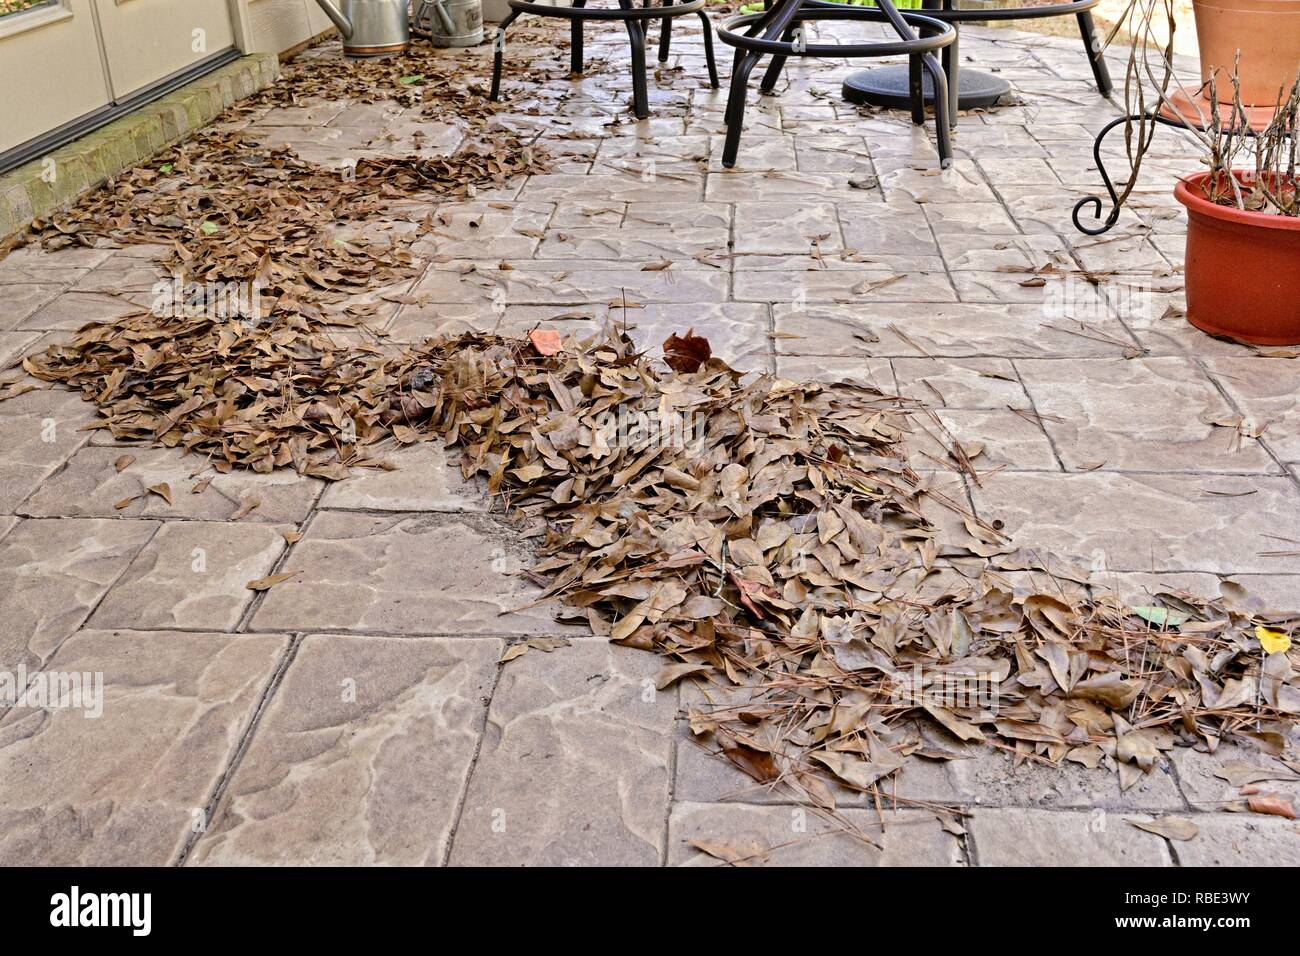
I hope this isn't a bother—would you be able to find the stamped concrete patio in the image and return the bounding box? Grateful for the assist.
[1,15,1298,867]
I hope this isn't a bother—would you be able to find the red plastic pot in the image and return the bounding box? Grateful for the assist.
[1174,171,1300,345]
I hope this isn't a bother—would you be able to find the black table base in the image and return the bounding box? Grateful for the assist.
[842,64,1011,111]
[839,1,1112,121]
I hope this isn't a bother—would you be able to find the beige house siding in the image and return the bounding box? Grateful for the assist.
[0,0,338,157]
[0,2,112,153]
[232,0,336,57]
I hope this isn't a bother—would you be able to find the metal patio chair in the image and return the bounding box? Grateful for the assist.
[717,0,957,168]
[489,0,720,119]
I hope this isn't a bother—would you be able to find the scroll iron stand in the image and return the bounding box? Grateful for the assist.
[1072,95,1273,236]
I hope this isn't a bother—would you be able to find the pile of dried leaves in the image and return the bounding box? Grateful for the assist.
[17,301,1300,816]
[13,130,545,475]
[408,328,1300,817]
[5,28,1297,827]
[8,30,559,473]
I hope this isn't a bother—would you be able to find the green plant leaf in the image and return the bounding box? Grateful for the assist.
[1131,605,1189,628]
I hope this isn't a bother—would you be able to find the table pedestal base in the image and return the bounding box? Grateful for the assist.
[842,65,1011,110]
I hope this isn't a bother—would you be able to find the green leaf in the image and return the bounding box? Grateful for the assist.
[1131,605,1189,628]
[158,163,173,174]
[399,74,425,85]
[200,220,219,236]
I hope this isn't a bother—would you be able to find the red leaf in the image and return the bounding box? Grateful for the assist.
[663,329,711,373]
[529,329,563,356]
[1247,794,1297,819]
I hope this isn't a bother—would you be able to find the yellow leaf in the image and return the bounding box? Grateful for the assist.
[1255,626,1292,655]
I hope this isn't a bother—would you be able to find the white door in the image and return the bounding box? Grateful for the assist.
[93,0,237,101]
[0,0,237,157]
[0,1,111,153]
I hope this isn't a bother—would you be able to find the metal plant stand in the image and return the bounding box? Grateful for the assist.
[490,0,720,119]
[1072,95,1270,235]
[717,0,957,169]
[841,0,1113,112]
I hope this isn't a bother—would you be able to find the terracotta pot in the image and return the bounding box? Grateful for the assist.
[1174,171,1300,345]
[1193,0,1300,106]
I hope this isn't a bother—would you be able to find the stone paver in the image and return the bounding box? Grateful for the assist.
[968,809,1173,866]
[89,521,289,631]
[947,748,1186,812]
[774,303,1137,359]
[1016,358,1278,474]
[252,511,560,635]
[0,388,94,513]
[1204,357,1300,464]
[905,409,1059,472]
[972,473,1300,574]
[318,444,486,513]
[0,518,157,670]
[668,804,962,866]
[0,22,1296,866]
[892,357,1029,409]
[1170,743,1300,813]
[1171,815,1300,866]
[22,445,322,523]
[450,640,673,865]
[190,633,499,865]
[0,629,287,865]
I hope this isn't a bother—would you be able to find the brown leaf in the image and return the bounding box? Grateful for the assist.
[1129,816,1199,841]
[722,743,781,784]
[687,839,768,866]
[655,662,709,690]
[231,497,261,520]
[245,571,299,591]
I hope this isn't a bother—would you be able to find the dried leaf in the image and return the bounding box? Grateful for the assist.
[245,571,299,591]
[1247,794,1297,819]
[1129,816,1199,841]
[662,330,711,374]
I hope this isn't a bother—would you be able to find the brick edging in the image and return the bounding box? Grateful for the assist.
[0,52,281,245]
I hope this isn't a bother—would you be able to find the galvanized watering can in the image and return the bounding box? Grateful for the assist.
[413,0,484,47]
[312,0,411,57]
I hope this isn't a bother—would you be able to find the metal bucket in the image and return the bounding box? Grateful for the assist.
[312,0,411,57]
[414,0,484,47]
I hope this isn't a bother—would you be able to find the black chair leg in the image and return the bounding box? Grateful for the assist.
[908,55,924,125]
[1077,10,1114,96]
[659,0,674,63]
[489,11,521,101]
[698,11,719,89]
[921,52,953,166]
[570,0,589,73]
[940,25,959,130]
[759,27,794,94]
[722,50,765,167]
[621,0,650,118]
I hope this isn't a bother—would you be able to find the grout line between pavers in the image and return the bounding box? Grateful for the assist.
[1007,359,1068,473]
[659,681,682,868]
[441,642,510,867]
[173,630,305,867]
[1197,356,1300,498]
[44,519,164,666]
